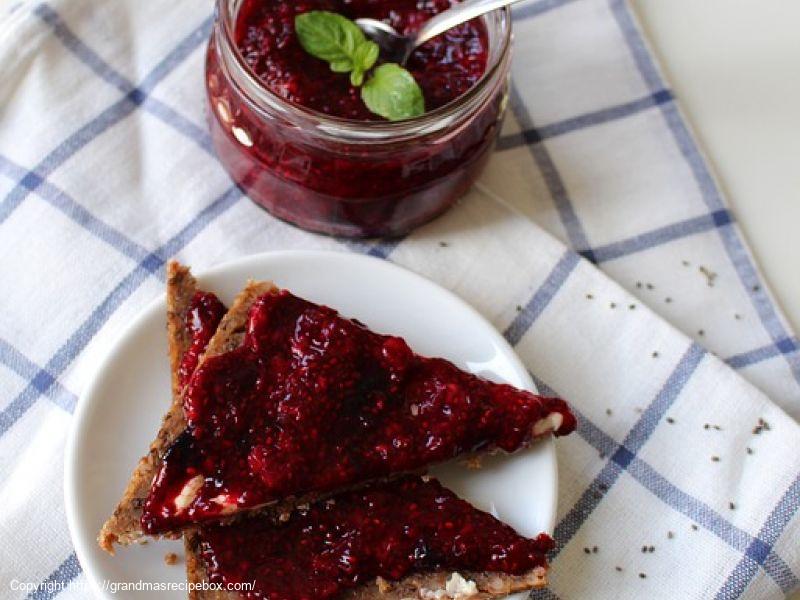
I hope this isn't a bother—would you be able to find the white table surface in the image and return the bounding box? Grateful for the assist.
[631,0,800,335]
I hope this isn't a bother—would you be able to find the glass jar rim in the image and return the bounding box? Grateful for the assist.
[214,0,512,141]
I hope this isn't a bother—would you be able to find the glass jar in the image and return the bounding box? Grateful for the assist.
[206,0,512,238]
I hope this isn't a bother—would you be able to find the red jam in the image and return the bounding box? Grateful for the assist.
[205,0,511,237]
[236,0,488,120]
[178,292,227,387]
[197,476,554,600]
[142,291,575,533]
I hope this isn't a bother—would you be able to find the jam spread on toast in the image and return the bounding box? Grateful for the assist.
[197,476,554,600]
[178,291,227,388]
[142,291,575,533]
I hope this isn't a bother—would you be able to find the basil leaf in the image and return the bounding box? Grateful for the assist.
[350,41,378,86]
[354,40,379,72]
[350,69,365,87]
[294,11,427,119]
[295,11,367,66]
[361,63,425,121]
[330,59,354,73]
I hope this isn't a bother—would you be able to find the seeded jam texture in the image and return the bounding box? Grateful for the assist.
[235,0,489,120]
[198,476,554,600]
[141,291,575,533]
[177,291,227,388]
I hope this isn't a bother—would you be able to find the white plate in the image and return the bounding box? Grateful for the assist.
[65,250,558,600]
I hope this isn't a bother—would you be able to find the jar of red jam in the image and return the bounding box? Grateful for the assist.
[206,1,512,238]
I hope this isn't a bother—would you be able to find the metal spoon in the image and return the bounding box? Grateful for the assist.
[356,0,527,65]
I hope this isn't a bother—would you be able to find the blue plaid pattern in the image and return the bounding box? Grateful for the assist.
[0,0,797,598]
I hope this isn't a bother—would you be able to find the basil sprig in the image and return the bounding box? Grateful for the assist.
[295,11,425,121]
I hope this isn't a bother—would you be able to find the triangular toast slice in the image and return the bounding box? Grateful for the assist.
[142,285,575,535]
[182,476,553,600]
[98,261,245,551]
[101,269,575,551]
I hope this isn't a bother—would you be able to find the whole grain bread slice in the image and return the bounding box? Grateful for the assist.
[183,529,547,600]
[98,265,276,553]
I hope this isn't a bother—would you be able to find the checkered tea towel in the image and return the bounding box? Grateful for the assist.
[0,0,797,599]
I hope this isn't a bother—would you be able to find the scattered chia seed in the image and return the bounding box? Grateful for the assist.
[584,547,591,554]
[629,304,636,310]
[753,418,771,435]
[746,447,754,455]
[648,546,655,553]
[666,417,675,424]
[586,293,594,299]
[682,260,690,267]
[616,566,623,572]
[752,284,760,292]
[516,305,522,312]
[713,425,722,431]
[729,502,736,510]
[593,546,599,554]
[734,313,742,320]
[691,524,698,531]
[665,297,672,303]
[610,302,617,309]
[636,281,643,289]
[711,456,720,462]
[639,573,647,579]
[652,351,660,358]
[699,266,717,287]
[641,546,647,553]
[646,283,654,290]
[698,329,705,336]
[438,241,449,247]
[704,423,710,430]
[668,531,675,539]
[606,408,613,416]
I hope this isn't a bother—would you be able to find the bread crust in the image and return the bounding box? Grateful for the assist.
[98,268,276,553]
[166,262,197,401]
[183,530,547,600]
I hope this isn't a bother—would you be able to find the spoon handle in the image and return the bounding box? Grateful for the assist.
[415,0,528,46]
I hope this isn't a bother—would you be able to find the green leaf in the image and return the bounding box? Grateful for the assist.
[295,11,367,65]
[330,59,353,73]
[348,40,378,86]
[350,69,365,87]
[294,10,426,118]
[361,63,425,121]
[354,40,379,72]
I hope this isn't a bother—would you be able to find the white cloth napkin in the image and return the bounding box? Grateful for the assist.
[0,0,797,599]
